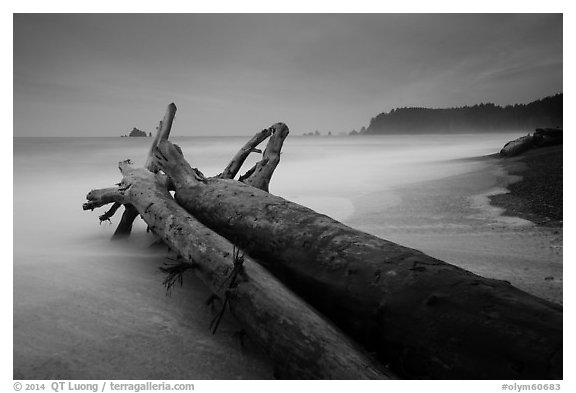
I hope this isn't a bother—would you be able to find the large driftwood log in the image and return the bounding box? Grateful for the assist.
[153,139,562,380]
[500,129,563,157]
[84,165,392,380]
[500,134,534,157]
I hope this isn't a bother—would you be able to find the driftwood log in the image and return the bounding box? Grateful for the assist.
[83,106,392,380]
[500,128,563,157]
[500,134,534,157]
[152,136,562,380]
[533,128,563,148]
[110,103,177,238]
[85,104,562,379]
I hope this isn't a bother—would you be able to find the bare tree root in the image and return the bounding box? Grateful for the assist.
[158,258,195,296]
[98,202,122,224]
[111,204,139,240]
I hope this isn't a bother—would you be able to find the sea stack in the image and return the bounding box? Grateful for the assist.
[128,127,147,137]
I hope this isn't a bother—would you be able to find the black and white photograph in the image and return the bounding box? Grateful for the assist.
[12,10,565,385]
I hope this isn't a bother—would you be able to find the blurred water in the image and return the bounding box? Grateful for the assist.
[14,132,561,379]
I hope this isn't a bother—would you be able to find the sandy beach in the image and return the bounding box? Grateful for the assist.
[344,151,563,305]
[13,134,561,379]
[490,145,563,227]
[13,236,274,379]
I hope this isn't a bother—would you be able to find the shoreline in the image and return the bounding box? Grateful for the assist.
[343,153,562,305]
[489,145,562,227]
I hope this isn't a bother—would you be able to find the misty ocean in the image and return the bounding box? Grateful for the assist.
[13,134,563,379]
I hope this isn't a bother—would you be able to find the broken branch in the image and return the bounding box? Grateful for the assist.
[240,122,289,192]
[219,127,273,179]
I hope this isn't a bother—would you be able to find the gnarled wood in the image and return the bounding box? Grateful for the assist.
[110,103,177,240]
[98,202,122,223]
[239,123,289,192]
[154,139,562,380]
[219,127,273,179]
[145,103,177,172]
[83,162,392,380]
[83,187,124,210]
[111,204,139,240]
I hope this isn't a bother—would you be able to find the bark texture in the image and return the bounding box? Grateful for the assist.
[219,127,273,179]
[145,103,177,172]
[239,123,289,192]
[110,103,177,239]
[83,161,392,380]
[500,135,535,157]
[154,139,563,380]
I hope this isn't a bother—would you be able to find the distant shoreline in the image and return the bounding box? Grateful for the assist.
[489,145,563,227]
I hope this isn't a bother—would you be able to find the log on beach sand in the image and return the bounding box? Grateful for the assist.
[500,134,534,157]
[500,128,563,157]
[83,105,391,380]
[533,128,563,148]
[85,103,562,380]
[153,136,562,380]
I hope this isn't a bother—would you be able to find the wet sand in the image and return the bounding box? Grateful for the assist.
[13,235,274,380]
[490,145,562,227]
[344,156,563,305]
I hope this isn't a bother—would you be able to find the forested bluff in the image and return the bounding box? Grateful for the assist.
[350,93,562,135]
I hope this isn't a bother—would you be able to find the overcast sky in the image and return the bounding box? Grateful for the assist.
[13,13,562,137]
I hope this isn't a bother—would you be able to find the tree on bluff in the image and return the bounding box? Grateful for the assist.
[365,94,563,134]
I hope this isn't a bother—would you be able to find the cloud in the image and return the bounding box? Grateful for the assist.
[13,14,562,136]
